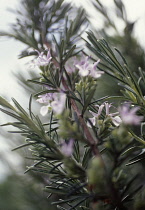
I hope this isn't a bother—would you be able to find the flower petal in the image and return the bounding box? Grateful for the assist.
[40,105,49,116]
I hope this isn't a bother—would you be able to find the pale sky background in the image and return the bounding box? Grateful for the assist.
[0,0,26,101]
[0,0,145,179]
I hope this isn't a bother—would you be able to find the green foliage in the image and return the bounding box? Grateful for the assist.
[0,174,55,210]
[89,0,145,98]
[86,32,145,107]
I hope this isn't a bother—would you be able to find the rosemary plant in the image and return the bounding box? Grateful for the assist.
[1,0,145,209]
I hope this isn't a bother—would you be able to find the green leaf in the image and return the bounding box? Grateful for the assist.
[45,187,67,195]
[121,175,139,197]
[12,98,28,117]
[129,130,145,146]
[29,94,33,120]
[57,205,67,210]
[89,95,109,105]
[0,96,15,110]
[82,148,92,169]
[35,115,45,134]
[121,146,142,156]
[12,142,36,151]
[118,83,138,96]
[0,108,22,121]
[64,45,76,62]
[73,140,80,162]
[124,64,143,97]
[126,158,145,166]
[69,197,89,210]
[28,79,53,87]
[52,196,82,205]
[114,47,127,65]
[82,88,96,115]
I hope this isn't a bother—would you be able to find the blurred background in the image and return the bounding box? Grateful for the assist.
[0,0,145,209]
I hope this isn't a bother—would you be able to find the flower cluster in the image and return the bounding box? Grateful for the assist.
[66,56,104,78]
[75,56,103,78]
[88,102,121,127]
[88,102,143,129]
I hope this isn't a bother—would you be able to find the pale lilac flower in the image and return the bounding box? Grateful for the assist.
[61,139,74,157]
[65,56,80,74]
[75,56,103,78]
[89,60,103,78]
[87,116,96,128]
[51,93,66,115]
[89,104,105,119]
[37,93,54,116]
[119,105,143,125]
[37,92,66,116]
[88,103,122,127]
[104,102,111,116]
[87,104,104,127]
[75,55,89,67]
[37,93,54,104]
[75,56,90,77]
[97,104,105,116]
[104,102,122,126]
[87,104,104,128]
[65,64,76,74]
[35,49,52,66]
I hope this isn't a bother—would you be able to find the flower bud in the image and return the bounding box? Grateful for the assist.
[112,125,132,145]
[87,157,106,192]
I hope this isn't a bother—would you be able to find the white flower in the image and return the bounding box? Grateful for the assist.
[40,104,52,116]
[112,116,122,126]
